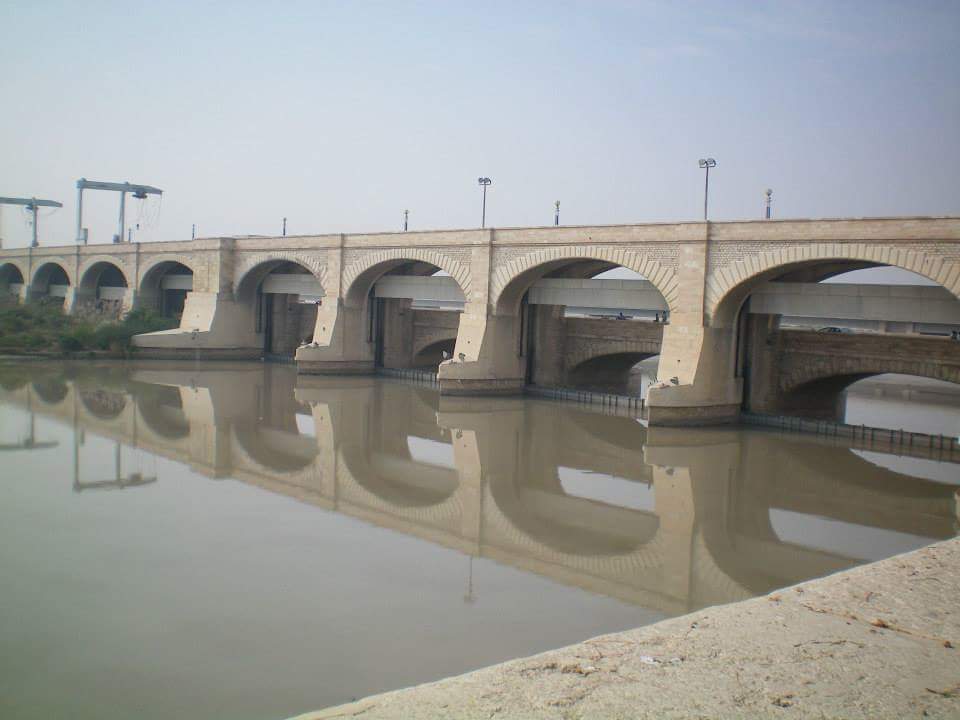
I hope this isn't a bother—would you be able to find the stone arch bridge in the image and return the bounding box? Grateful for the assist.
[1,216,958,425]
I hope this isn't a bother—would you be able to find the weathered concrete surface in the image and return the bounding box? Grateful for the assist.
[293,538,960,719]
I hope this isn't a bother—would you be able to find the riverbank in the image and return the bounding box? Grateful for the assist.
[294,537,960,719]
[0,304,175,356]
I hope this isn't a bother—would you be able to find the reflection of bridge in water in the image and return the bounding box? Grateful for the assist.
[2,363,956,616]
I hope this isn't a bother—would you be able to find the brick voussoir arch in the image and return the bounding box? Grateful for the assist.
[138,254,201,287]
[780,356,960,394]
[565,339,662,371]
[30,258,75,287]
[490,246,679,314]
[78,255,134,287]
[341,248,471,302]
[707,243,960,322]
[233,252,328,295]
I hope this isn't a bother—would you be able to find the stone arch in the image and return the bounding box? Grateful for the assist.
[138,255,199,290]
[233,252,327,298]
[0,262,26,298]
[78,257,130,291]
[707,244,960,326]
[234,255,324,301]
[341,248,470,308]
[30,258,74,288]
[781,363,960,398]
[565,340,662,373]
[491,246,679,316]
[30,260,73,300]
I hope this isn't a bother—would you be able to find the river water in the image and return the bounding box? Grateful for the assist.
[0,360,957,720]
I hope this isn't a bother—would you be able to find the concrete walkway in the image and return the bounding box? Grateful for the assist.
[293,538,960,719]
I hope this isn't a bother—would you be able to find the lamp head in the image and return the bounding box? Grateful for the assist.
[478,177,491,186]
[699,158,716,168]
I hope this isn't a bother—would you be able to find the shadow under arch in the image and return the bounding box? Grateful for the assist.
[781,372,960,420]
[30,262,70,298]
[139,260,194,318]
[0,262,25,297]
[413,338,457,368]
[79,260,129,293]
[566,351,660,393]
[711,255,960,329]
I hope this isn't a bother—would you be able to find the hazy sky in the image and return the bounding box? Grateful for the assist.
[1,0,958,248]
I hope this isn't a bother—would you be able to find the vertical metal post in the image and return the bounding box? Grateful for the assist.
[403,209,409,231]
[703,166,709,221]
[30,199,38,248]
[554,200,560,226]
[481,185,487,228]
[283,217,287,236]
[116,190,126,243]
[76,184,84,243]
[191,224,196,240]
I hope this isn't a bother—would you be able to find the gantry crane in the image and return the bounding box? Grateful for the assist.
[75,178,163,244]
[0,196,63,248]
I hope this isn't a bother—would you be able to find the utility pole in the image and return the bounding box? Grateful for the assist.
[75,179,162,244]
[0,196,63,247]
[477,177,492,228]
[698,158,716,220]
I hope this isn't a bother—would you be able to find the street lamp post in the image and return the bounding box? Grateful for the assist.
[764,188,773,220]
[698,158,717,220]
[478,177,492,227]
[554,200,560,226]
[403,209,409,231]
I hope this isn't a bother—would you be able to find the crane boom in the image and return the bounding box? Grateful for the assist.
[75,179,162,195]
[75,177,163,244]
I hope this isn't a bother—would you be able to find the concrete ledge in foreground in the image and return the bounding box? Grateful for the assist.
[291,537,960,719]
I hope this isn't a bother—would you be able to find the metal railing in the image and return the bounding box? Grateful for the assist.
[742,412,959,463]
[376,366,440,386]
[524,385,645,417]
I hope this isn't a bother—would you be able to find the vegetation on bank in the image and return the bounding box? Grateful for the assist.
[0,304,176,355]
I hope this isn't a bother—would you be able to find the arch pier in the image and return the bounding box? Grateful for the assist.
[0,218,957,425]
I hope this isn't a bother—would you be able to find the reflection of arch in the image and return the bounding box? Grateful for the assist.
[0,262,25,295]
[32,377,69,404]
[30,262,71,294]
[340,440,458,507]
[488,471,659,556]
[708,246,960,326]
[492,247,678,315]
[79,389,128,419]
[342,249,470,308]
[233,422,318,473]
[134,384,190,440]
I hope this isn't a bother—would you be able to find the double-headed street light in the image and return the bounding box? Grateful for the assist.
[478,177,492,228]
[698,158,716,220]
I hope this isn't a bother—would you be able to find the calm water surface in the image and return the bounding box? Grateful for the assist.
[1,360,957,720]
